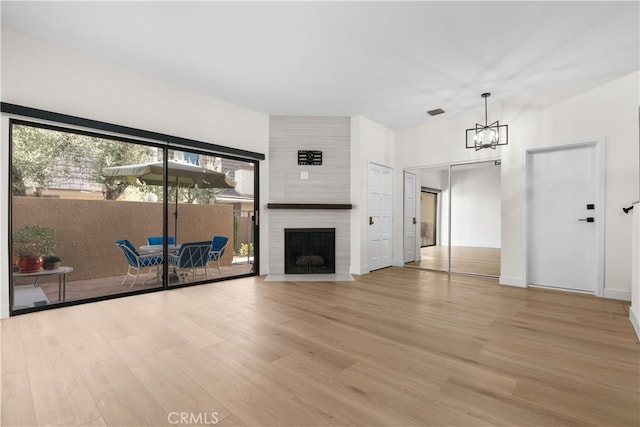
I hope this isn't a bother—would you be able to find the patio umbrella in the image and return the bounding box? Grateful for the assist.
[102,160,236,242]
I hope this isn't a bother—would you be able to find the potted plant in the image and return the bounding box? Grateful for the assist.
[43,254,62,270]
[12,225,55,273]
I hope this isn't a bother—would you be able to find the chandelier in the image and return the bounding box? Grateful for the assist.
[465,93,508,150]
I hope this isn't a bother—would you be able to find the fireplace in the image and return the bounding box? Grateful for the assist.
[285,228,335,274]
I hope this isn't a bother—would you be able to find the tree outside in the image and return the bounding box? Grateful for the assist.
[12,123,235,205]
[11,124,154,200]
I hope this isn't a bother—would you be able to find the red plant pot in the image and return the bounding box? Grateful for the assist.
[17,256,43,273]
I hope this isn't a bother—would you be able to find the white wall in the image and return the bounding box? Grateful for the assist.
[633,82,640,337]
[396,72,640,298]
[350,115,395,274]
[0,30,270,318]
[631,206,640,338]
[418,168,444,190]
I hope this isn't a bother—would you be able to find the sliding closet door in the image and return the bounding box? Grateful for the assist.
[449,161,501,276]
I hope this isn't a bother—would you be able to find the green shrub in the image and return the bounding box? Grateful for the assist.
[12,225,55,257]
[43,254,62,263]
[239,242,254,257]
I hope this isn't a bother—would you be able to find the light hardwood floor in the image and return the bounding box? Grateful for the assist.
[406,246,501,276]
[2,267,638,426]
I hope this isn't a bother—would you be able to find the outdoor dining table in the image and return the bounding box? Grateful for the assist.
[138,244,183,282]
[139,244,179,254]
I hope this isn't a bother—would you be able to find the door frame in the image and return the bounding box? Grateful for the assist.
[420,188,439,247]
[524,139,605,297]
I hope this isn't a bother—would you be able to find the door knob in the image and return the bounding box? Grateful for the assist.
[369,216,374,225]
[578,217,595,223]
[412,217,417,224]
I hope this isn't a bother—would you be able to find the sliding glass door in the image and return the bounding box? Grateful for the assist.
[10,120,258,314]
[166,149,255,286]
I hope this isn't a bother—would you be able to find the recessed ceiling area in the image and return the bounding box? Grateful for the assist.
[1,1,638,129]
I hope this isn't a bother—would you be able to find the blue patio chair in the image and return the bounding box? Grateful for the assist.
[115,239,163,289]
[207,236,229,276]
[147,235,176,245]
[168,241,211,283]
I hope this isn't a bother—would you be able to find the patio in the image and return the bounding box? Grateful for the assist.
[13,258,254,309]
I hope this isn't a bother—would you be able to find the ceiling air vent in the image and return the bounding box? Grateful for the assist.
[427,108,445,116]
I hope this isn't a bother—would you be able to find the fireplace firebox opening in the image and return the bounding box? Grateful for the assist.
[284,228,336,274]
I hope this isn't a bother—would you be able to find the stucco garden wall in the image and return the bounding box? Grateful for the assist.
[12,197,234,282]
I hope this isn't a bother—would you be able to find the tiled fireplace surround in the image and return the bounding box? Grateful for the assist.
[267,116,353,280]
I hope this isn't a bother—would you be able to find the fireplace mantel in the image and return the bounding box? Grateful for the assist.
[267,203,352,210]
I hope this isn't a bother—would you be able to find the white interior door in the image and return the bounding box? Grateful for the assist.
[404,171,418,262]
[368,163,393,271]
[527,141,603,294]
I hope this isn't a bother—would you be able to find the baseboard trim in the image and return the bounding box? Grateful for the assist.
[350,266,369,275]
[265,273,354,282]
[499,276,526,288]
[630,307,640,341]
[603,289,631,301]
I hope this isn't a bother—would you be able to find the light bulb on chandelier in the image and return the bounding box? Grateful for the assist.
[474,127,500,146]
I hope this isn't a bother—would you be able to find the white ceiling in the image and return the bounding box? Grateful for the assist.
[2,1,639,129]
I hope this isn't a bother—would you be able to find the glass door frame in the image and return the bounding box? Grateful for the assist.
[420,188,439,248]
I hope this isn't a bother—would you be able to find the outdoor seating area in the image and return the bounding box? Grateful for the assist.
[116,235,230,286]
[11,254,251,310]
[208,235,229,276]
[11,195,252,312]
[28,259,251,304]
[19,252,251,307]
[147,235,176,245]
[168,240,211,283]
[115,239,164,288]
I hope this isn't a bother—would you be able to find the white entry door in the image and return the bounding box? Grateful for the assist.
[527,141,604,295]
[368,163,393,271]
[404,171,418,263]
